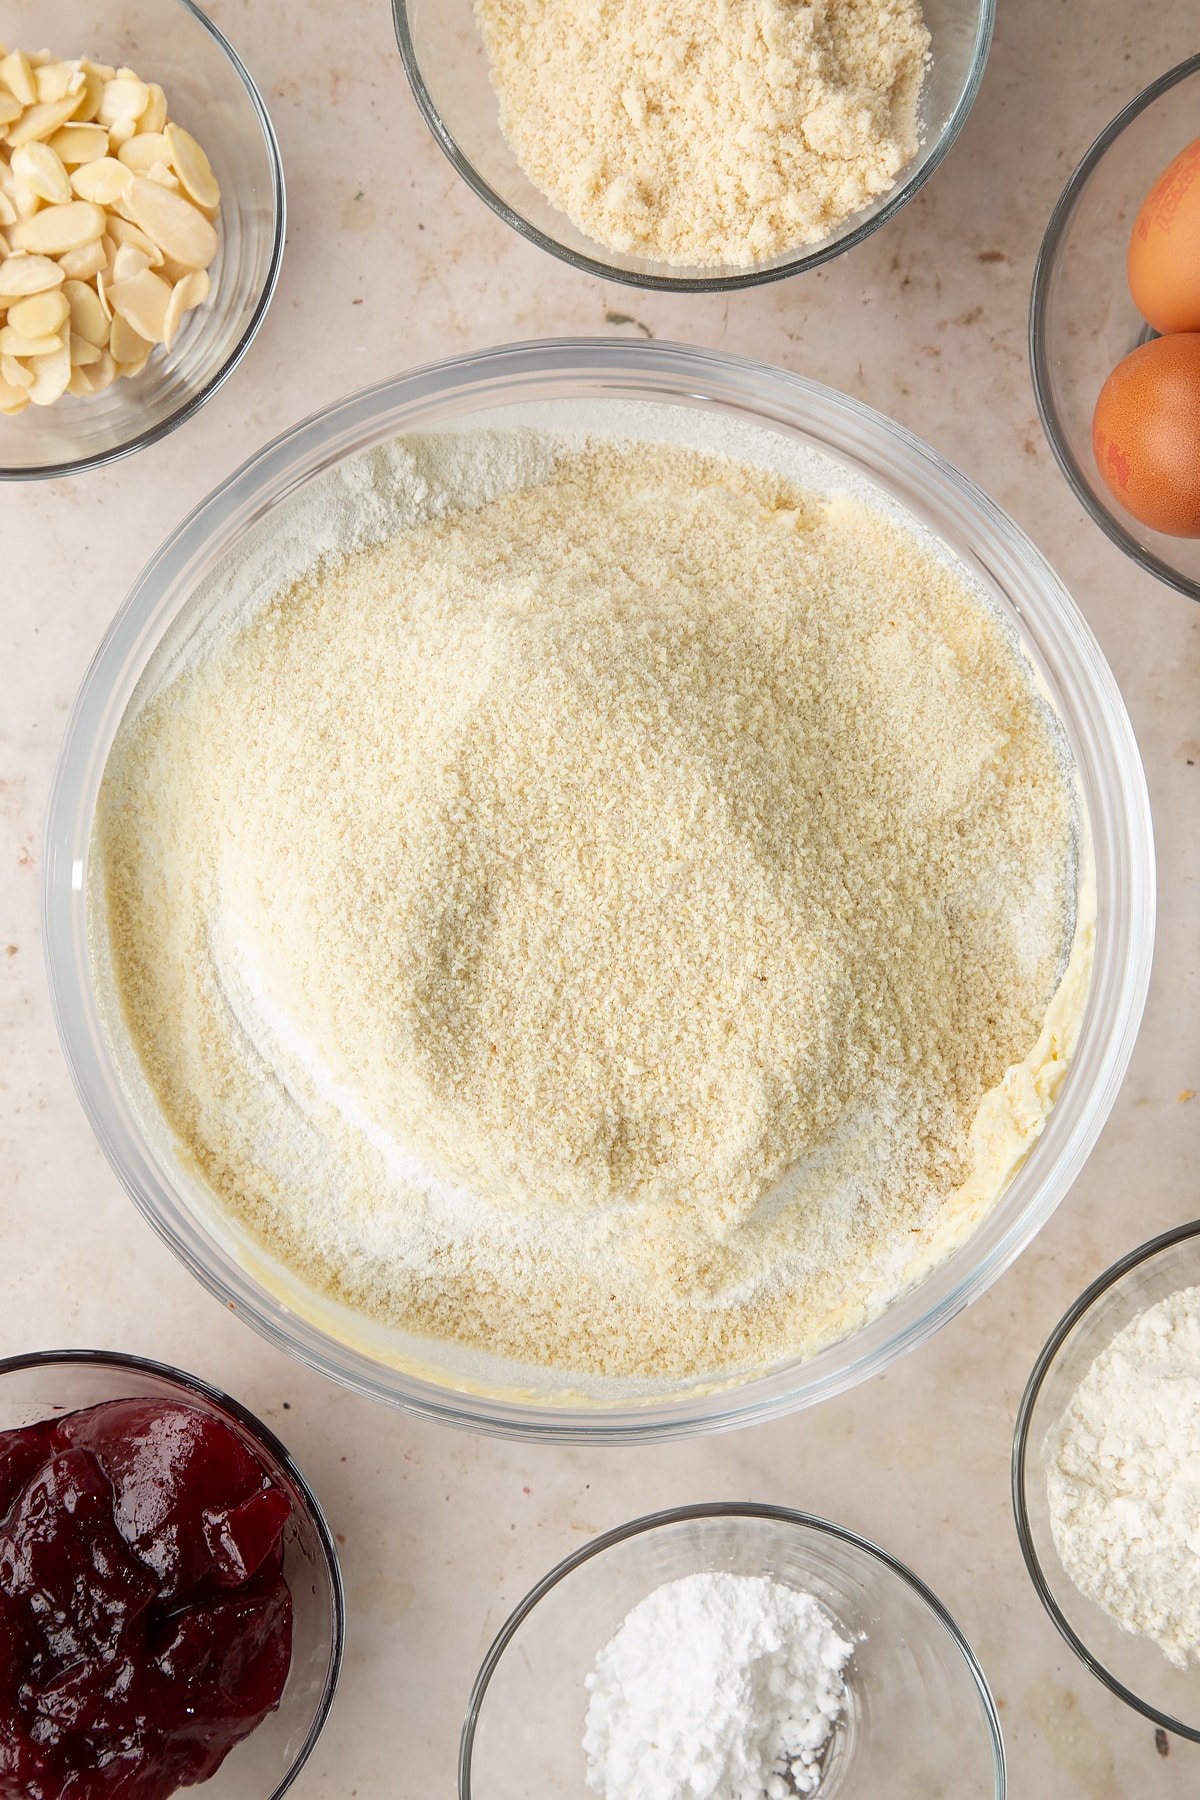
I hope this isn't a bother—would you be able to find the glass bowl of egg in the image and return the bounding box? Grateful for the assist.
[392,0,995,291]
[1012,1220,1200,1742]
[1031,53,1200,601]
[0,1347,345,1796]
[0,0,284,479]
[461,1503,1007,1797]
[44,338,1154,1441]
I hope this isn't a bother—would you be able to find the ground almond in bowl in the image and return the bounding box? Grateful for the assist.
[474,0,930,267]
[93,420,1092,1391]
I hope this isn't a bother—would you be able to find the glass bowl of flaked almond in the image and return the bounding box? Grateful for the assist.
[0,0,284,478]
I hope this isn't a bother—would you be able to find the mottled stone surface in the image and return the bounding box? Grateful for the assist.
[1,1,1197,1793]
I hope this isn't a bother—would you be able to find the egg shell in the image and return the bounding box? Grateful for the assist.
[1127,136,1200,335]
[1092,333,1200,538]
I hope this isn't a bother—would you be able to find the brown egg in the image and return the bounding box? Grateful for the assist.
[1127,136,1200,335]
[1092,334,1200,538]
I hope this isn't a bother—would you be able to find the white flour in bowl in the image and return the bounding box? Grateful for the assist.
[1046,1282,1200,1670]
[583,1572,852,1799]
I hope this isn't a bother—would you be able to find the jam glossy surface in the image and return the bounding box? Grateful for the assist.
[0,1398,293,1800]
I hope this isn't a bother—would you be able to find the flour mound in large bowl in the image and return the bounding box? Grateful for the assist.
[95,434,1090,1383]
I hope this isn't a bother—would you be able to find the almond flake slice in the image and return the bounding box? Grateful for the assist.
[0,351,32,388]
[6,95,80,147]
[6,287,68,335]
[56,236,106,279]
[68,329,101,366]
[63,278,109,345]
[0,252,64,294]
[34,60,81,104]
[0,49,36,107]
[0,374,29,412]
[140,83,167,136]
[108,267,171,343]
[164,122,220,210]
[109,312,152,364]
[69,65,104,124]
[118,131,171,174]
[0,94,22,127]
[124,175,217,270]
[26,335,70,404]
[162,267,208,350]
[49,122,109,165]
[98,75,148,128]
[0,191,14,227]
[111,243,152,283]
[12,199,105,255]
[0,323,63,357]
[106,215,163,267]
[11,140,71,204]
[70,157,131,206]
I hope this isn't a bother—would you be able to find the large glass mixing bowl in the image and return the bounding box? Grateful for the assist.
[43,340,1154,1441]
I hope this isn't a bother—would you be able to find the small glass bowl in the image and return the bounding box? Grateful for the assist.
[1012,1220,1200,1740]
[0,0,285,481]
[460,1503,1006,1797]
[392,0,994,292]
[0,1348,345,1795]
[1030,53,1200,602]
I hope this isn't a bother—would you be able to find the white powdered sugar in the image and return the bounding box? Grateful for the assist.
[1046,1282,1200,1670]
[583,1572,852,1799]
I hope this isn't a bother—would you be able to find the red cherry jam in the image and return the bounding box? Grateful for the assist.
[0,1398,293,1800]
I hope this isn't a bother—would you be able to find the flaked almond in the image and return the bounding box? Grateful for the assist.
[98,75,148,128]
[0,252,64,293]
[0,323,63,357]
[48,121,108,165]
[34,60,82,104]
[108,266,171,343]
[0,351,32,388]
[55,235,106,279]
[109,311,152,365]
[11,140,71,204]
[63,278,109,345]
[140,83,167,136]
[26,335,70,404]
[11,198,104,253]
[68,330,100,365]
[5,95,80,147]
[124,175,217,269]
[0,373,29,412]
[106,215,163,266]
[70,156,131,206]
[162,267,208,350]
[69,65,104,124]
[118,131,171,174]
[0,49,36,108]
[164,121,219,210]
[6,287,68,335]
[110,242,151,282]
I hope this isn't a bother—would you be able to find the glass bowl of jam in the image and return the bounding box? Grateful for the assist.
[0,1348,344,1800]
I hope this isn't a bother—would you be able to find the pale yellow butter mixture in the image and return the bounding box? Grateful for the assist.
[96,440,1090,1384]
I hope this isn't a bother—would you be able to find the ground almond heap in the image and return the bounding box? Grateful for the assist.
[474,0,931,266]
[97,436,1086,1384]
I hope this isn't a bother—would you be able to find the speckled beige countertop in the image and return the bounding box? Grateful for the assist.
[2,1,1198,1794]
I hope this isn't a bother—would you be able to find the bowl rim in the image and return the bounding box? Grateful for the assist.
[43,335,1155,1443]
[0,0,287,483]
[390,0,996,293]
[1011,1217,1200,1741]
[1028,50,1200,604]
[0,1344,347,1793]
[458,1499,1007,1797]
